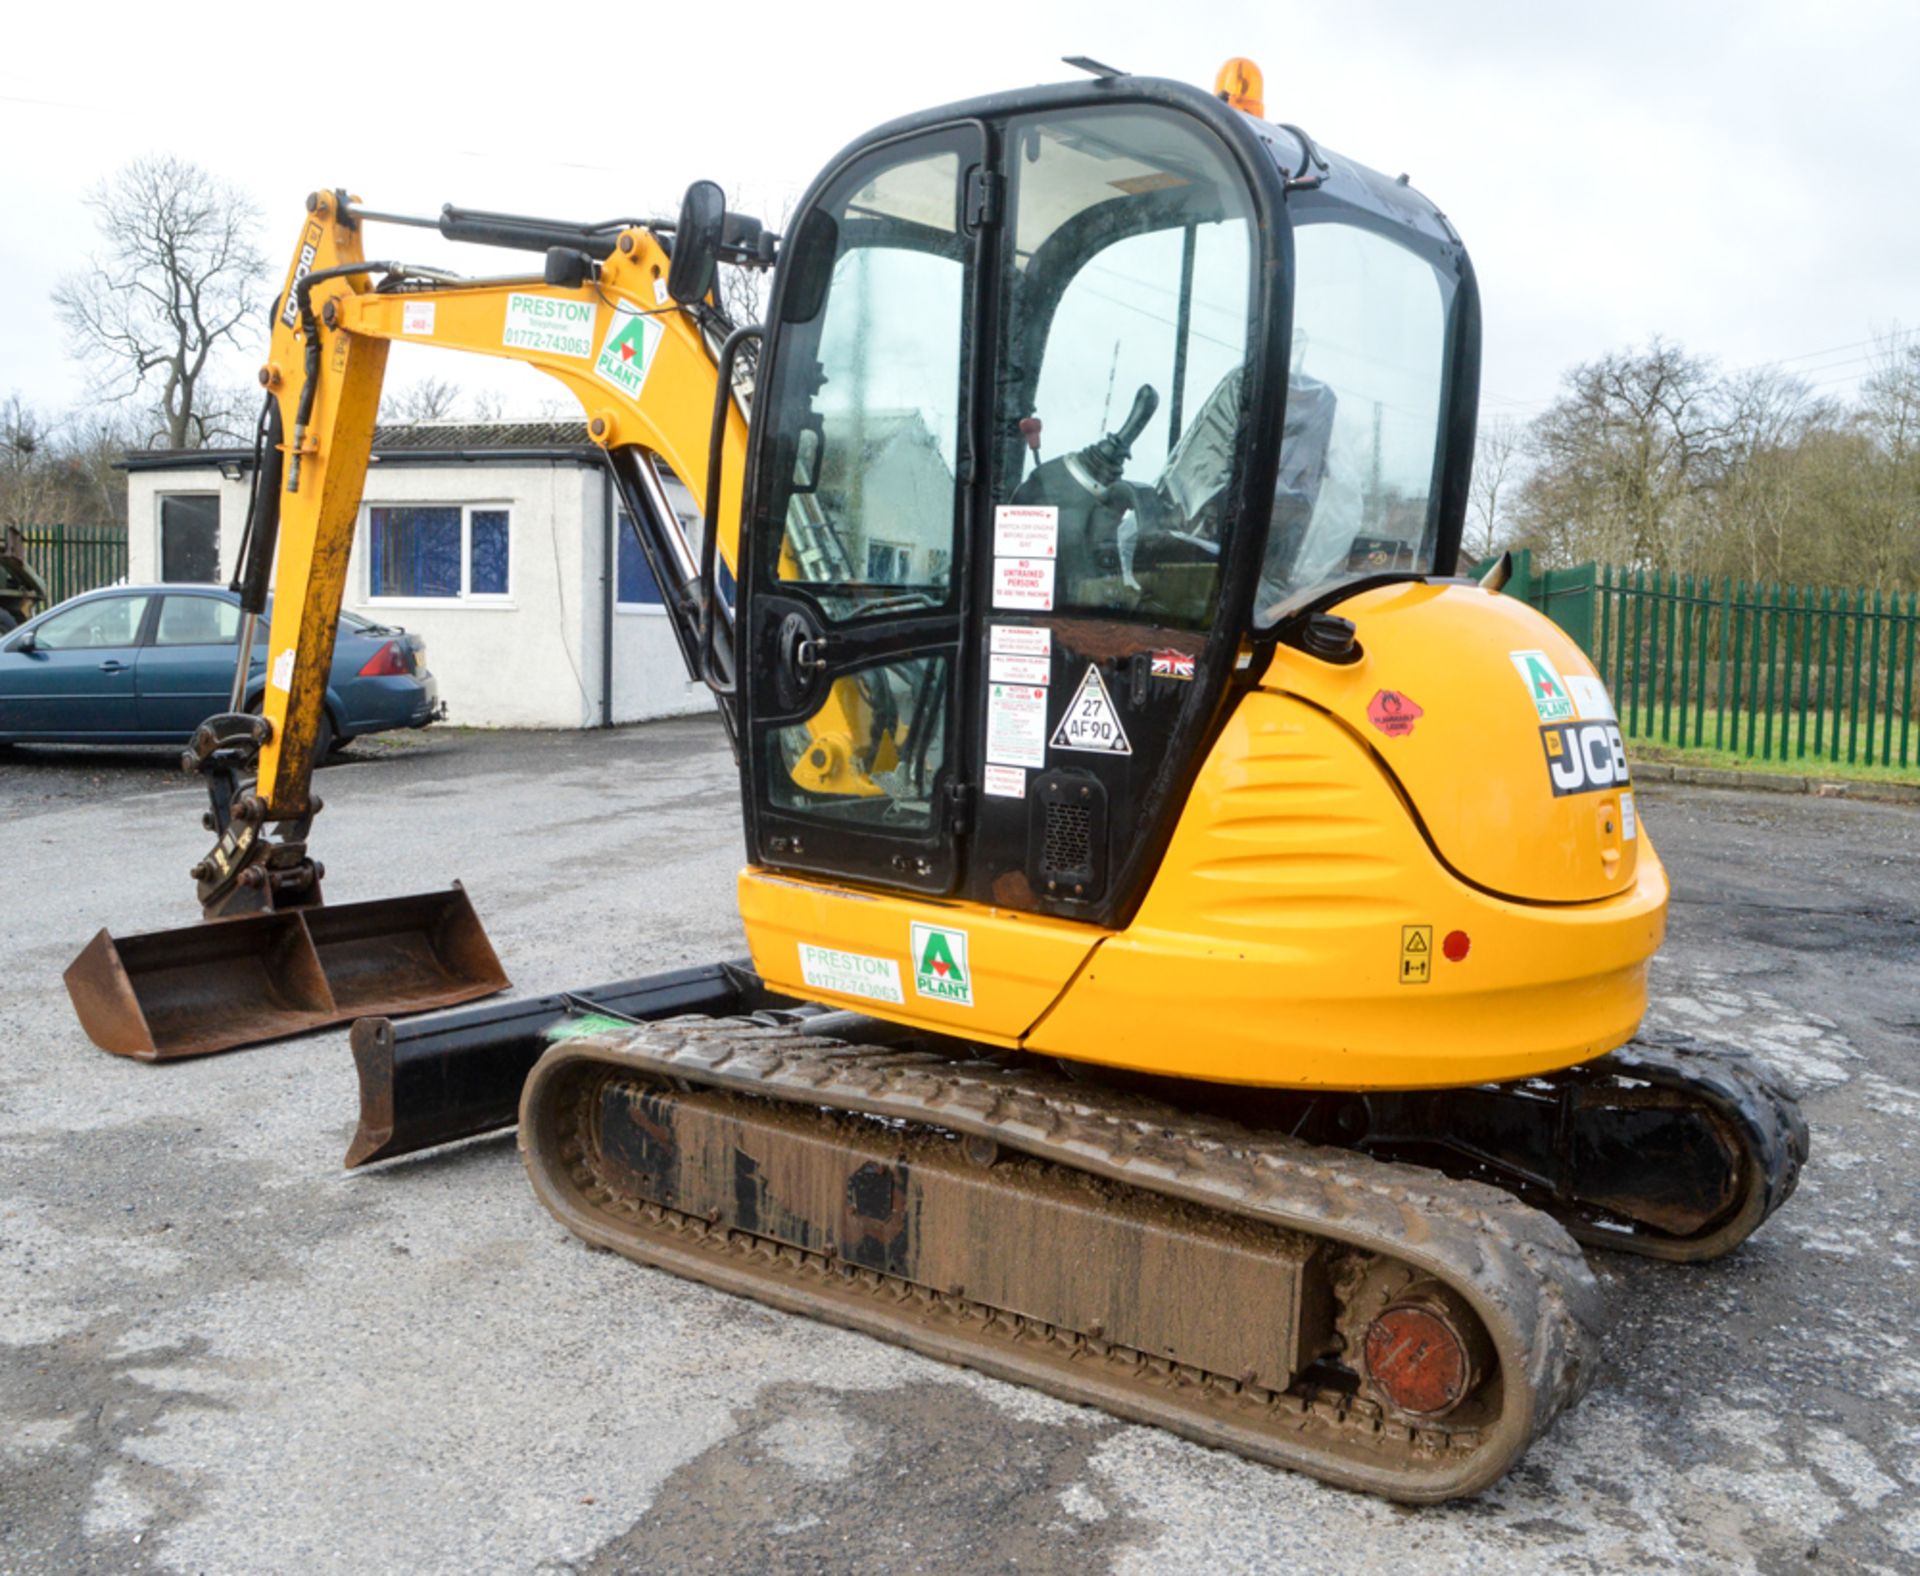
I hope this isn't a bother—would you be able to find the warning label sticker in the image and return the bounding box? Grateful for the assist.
[1051,664,1131,755]
[504,292,597,359]
[797,943,903,1005]
[271,649,294,692]
[402,301,436,337]
[593,303,662,397]
[1400,924,1433,985]
[990,652,1050,685]
[982,764,1026,798]
[993,504,1058,559]
[987,683,1049,768]
[1367,689,1424,739]
[1510,650,1575,722]
[1621,789,1637,840]
[911,922,973,1007]
[993,557,1055,611]
[990,625,1051,658]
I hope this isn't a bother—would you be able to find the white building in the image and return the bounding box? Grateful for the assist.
[123,422,715,728]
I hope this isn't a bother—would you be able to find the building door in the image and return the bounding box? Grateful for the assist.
[160,495,221,582]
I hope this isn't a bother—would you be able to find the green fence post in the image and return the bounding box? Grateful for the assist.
[1845,589,1863,765]
[1881,587,1896,764]
[1901,592,1916,771]
[1761,583,1780,760]
[1681,572,1697,748]
[1692,578,1710,748]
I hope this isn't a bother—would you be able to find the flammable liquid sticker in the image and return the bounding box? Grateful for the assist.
[797,943,903,1005]
[1367,689,1424,738]
[910,922,973,1007]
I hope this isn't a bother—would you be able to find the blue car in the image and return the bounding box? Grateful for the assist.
[0,585,442,755]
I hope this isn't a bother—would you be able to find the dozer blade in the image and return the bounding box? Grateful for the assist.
[65,884,507,1061]
[343,960,796,1168]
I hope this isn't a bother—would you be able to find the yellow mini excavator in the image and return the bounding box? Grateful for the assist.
[65,59,1805,1500]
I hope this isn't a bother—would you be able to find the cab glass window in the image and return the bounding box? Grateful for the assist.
[763,140,969,623]
[998,109,1254,627]
[1256,217,1453,619]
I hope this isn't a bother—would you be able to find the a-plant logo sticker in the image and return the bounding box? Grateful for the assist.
[593,303,662,399]
[1509,649,1575,722]
[910,923,973,1007]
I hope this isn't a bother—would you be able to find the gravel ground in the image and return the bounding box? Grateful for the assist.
[1,722,1916,1575]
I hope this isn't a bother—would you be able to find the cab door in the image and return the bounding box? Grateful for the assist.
[961,105,1266,926]
[740,124,988,896]
[741,100,1279,925]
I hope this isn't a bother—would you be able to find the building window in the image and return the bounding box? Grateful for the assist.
[366,505,512,601]
[616,507,733,610]
[160,495,221,583]
[615,512,662,607]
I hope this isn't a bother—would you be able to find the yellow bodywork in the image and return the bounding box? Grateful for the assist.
[255,194,1665,1096]
[741,582,1668,1091]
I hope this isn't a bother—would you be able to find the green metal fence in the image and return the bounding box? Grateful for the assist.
[1591,567,1918,770]
[1482,550,1919,771]
[18,524,129,606]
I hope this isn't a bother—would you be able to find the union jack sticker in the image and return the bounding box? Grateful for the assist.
[1149,649,1195,681]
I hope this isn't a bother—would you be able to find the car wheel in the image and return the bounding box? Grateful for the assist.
[331,732,355,753]
[313,712,335,763]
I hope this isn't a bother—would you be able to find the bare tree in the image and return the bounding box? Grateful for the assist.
[0,396,131,533]
[1510,339,1733,570]
[52,155,267,449]
[1467,414,1522,563]
[383,376,462,424]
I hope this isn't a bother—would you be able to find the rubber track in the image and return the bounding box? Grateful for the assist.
[522,1018,1607,1501]
[1587,1032,1810,1262]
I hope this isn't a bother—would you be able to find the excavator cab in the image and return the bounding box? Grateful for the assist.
[734,84,1474,928]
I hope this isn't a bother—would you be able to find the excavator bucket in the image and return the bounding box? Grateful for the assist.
[65,884,507,1061]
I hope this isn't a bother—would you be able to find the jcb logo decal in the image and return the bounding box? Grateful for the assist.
[1541,721,1630,796]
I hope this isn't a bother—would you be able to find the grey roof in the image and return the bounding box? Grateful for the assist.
[370,419,591,450]
[121,420,598,473]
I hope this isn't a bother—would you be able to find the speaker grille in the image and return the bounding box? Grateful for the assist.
[1041,800,1093,877]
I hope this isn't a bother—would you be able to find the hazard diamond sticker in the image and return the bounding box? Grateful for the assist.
[1050,664,1131,755]
[593,303,662,399]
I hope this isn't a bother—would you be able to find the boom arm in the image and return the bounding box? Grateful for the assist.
[185,191,741,917]
[247,190,749,824]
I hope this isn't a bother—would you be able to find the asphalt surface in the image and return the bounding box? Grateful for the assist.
[1,723,1916,1575]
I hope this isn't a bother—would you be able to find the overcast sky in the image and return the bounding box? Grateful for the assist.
[5,0,1917,427]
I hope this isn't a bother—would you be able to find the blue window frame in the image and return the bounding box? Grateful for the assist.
[367,505,512,601]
